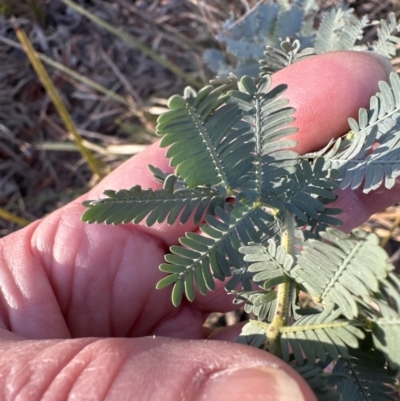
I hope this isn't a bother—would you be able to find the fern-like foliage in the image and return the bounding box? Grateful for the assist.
[203,1,312,78]
[203,1,399,79]
[333,349,397,401]
[229,75,299,196]
[238,304,365,364]
[314,8,367,54]
[370,13,400,58]
[237,240,297,321]
[157,202,274,305]
[82,179,225,226]
[372,313,400,369]
[292,360,341,401]
[291,228,393,319]
[83,17,400,399]
[157,86,253,190]
[322,73,400,193]
[234,289,278,322]
[237,317,269,348]
[272,158,341,228]
[242,239,294,284]
[280,305,365,364]
[260,39,315,75]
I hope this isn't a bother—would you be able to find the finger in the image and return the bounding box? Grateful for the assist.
[0,336,317,401]
[6,51,391,340]
[331,184,400,232]
[76,141,201,248]
[79,51,392,246]
[271,51,393,154]
[8,208,232,339]
[271,51,397,232]
[83,141,170,199]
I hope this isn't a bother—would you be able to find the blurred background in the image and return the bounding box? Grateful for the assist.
[1,0,400,260]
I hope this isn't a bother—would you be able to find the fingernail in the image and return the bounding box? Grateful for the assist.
[196,367,306,401]
[360,51,394,76]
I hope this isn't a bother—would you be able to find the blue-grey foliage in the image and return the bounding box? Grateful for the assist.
[203,1,312,78]
[322,73,400,193]
[83,13,400,398]
[204,1,399,79]
[333,349,397,401]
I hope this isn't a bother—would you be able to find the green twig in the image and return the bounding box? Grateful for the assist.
[61,0,202,89]
[266,210,295,356]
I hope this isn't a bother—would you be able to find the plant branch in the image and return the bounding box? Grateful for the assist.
[266,210,295,356]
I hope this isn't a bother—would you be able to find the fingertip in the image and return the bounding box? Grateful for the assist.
[196,365,317,401]
[360,51,394,76]
[271,50,393,154]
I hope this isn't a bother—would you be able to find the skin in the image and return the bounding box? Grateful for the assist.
[0,51,398,401]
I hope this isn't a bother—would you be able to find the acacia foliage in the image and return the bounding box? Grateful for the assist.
[82,25,400,401]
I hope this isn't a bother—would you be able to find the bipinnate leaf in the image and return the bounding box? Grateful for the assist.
[324,73,400,194]
[202,2,306,78]
[205,0,379,79]
[237,320,268,348]
[260,39,315,75]
[157,202,274,306]
[233,289,278,322]
[291,229,393,319]
[314,8,367,54]
[273,4,304,40]
[82,184,224,226]
[240,239,294,284]
[239,241,301,321]
[372,314,400,369]
[292,361,340,401]
[203,1,397,79]
[333,349,397,401]
[234,278,300,323]
[229,75,299,196]
[280,305,364,364]
[270,158,341,227]
[380,272,400,313]
[371,13,400,58]
[157,85,253,190]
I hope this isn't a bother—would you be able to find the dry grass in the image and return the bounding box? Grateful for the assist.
[0,0,234,235]
[1,0,400,251]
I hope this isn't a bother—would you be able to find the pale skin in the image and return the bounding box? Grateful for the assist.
[0,51,398,401]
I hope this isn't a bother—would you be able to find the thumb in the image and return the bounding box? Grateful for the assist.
[1,335,317,401]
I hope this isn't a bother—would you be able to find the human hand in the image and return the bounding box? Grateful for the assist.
[0,51,396,401]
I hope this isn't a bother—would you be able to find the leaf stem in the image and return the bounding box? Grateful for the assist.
[266,210,295,356]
